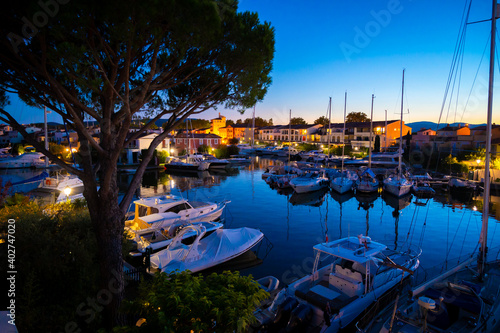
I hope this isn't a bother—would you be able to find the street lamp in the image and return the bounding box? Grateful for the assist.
[63,186,71,200]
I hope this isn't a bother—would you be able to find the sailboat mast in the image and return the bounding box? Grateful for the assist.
[328,97,332,158]
[289,109,291,163]
[369,94,375,168]
[341,91,347,172]
[479,0,497,277]
[399,70,405,180]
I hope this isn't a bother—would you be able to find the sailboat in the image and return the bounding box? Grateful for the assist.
[355,94,380,193]
[331,92,356,194]
[378,2,500,332]
[383,70,412,197]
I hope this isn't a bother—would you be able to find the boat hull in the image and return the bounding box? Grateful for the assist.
[330,178,354,194]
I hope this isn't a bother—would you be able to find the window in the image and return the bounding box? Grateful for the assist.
[200,139,203,144]
[166,203,191,214]
[215,139,218,144]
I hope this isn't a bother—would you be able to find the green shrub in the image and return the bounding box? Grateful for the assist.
[0,198,100,332]
[115,270,269,333]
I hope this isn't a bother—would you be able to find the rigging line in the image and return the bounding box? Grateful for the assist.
[440,0,471,127]
[402,199,419,249]
[418,199,431,249]
[459,36,490,124]
[427,1,471,171]
[452,29,467,125]
[445,23,467,125]
[457,210,474,264]
[444,208,468,262]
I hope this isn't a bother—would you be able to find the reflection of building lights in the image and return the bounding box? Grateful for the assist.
[473,206,477,211]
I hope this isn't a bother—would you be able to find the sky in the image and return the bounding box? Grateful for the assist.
[5,0,499,126]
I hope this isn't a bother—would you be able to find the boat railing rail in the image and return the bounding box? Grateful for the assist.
[355,276,412,332]
[412,251,478,288]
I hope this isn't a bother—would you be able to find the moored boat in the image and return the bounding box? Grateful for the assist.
[251,235,420,332]
[150,225,264,274]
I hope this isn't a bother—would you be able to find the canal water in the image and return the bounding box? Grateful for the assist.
[121,157,500,285]
[4,157,500,285]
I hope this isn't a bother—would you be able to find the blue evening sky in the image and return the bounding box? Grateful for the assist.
[6,0,498,126]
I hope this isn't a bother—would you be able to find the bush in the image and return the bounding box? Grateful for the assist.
[215,145,239,158]
[157,150,168,164]
[0,198,100,332]
[198,144,209,153]
[115,270,269,332]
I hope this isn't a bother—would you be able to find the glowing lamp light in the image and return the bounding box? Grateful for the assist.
[63,186,72,197]
[71,148,77,153]
[170,148,174,153]
[476,159,481,165]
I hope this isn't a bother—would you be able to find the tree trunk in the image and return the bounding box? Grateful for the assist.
[84,160,125,329]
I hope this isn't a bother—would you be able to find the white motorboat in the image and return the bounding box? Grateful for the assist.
[125,194,228,231]
[128,216,223,256]
[276,147,299,157]
[344,152,403,169]
[202,154,230,169]
[355,168,379,193]
[150,225,264,274]
[32,173,85,203]
[0,152,46,169]
[164,154,210,172]
[290,170,329,194]
[252,235,420,332]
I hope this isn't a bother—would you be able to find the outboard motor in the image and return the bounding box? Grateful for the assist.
[271,297,299,328]
[285,303,313,332]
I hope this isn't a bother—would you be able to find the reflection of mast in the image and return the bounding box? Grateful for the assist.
[325,193,329,242]
[286,191,290,240]
[366,209,369,236]
[339,201,343,238]
[393,209,399,250]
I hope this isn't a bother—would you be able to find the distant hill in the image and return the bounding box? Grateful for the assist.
[406,121,485,131]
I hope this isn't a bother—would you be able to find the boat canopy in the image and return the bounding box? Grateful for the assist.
[359,168,376,179]
[134,194,183,206]
[313,236,387,264]
[139,212,181,224]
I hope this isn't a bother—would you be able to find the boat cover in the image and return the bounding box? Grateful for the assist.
[313,237,386,264]
[359,168,376,178]
[151,227,263,273]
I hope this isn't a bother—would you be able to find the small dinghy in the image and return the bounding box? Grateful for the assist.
[150,225,264,274]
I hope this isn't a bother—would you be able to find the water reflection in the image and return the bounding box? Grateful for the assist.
[289,188,328,207]
[113,157,500,281]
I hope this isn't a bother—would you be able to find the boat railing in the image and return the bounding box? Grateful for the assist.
[412,251,477,287]
[355,276,412,332]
